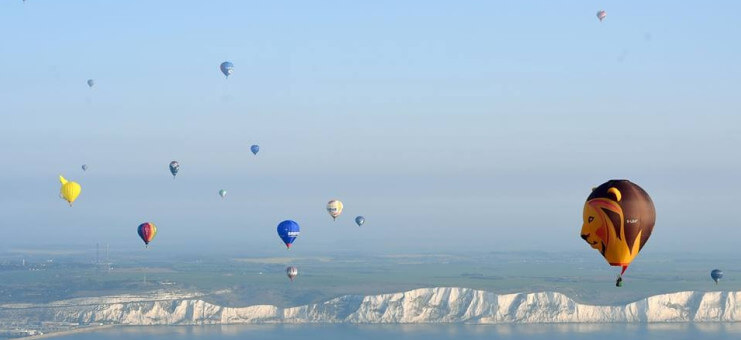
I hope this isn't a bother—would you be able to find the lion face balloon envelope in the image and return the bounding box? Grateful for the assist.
[581,180,655,275]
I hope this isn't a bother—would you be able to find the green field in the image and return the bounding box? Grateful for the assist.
[0,250,738,308]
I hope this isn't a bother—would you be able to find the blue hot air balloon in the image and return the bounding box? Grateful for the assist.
[220,61,234,78]
[81,164,88,172]
[250,144,260,155]
[87,79,95,88]
[355,216,365,227]
[711,269,724,285]
[277,220,300,249]
[169,161,179,178]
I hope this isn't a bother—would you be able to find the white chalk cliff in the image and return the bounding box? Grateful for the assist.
[2,288,740,325]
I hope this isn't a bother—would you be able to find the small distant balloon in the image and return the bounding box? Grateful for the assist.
[286,266,298,281]
[711,269,724,285]
[58,175,81,206]
[87,79,95,88]
[277,220,300,249]
[327,200,343,221]
[81,164,88,172]
[219,189,227,198]
[597,10,607,22]
[220,61,234,78]
[250,145,260,155]
[169,161,179,178]
[137,222,157,247]
[355,216,365,227]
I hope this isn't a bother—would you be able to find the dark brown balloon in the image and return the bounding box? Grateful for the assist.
[580,179,655,274]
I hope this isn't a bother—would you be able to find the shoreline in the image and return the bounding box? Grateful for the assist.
[5,289,741,332]
[17,325,115,340]
[9,321,741,339]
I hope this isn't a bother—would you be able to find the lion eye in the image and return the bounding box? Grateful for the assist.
[588,216,594,223]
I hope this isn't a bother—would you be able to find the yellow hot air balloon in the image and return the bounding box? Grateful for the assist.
[59,175,81,206]
[327,200,343,221]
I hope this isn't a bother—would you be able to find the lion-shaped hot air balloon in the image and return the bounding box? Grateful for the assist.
[580,179,655,286]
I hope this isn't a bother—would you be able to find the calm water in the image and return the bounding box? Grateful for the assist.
[52,324,741,340]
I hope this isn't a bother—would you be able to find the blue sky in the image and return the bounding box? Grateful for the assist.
[0,1,739,257]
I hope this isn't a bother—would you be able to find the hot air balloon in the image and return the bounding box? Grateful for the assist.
[87,79,95,88]
[711,269,724,285]
[277,220,300,249]
[327,200,343,221]
[169,161,179,178]
[580,179,655,286]
[597,10,607,22]
[219,189,227,198]
[59,175,81,206]
[220,61,234,78]
[286,266,298,281]
[355,216,365,227]
[137,222,157,247]
[250,145,260,155]
[81,164,88,172]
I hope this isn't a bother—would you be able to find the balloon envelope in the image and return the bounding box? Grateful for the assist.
[59,175,81,206]
[286,266,298,281]
[169,161,179,177]
[220,61,234,78]
[81,164,88,171]
[137,222,157,246]
[250,145,260,155]
[580,179,655,276]
[219,189,227,198]
[355,216,365,226]
[597,10,607,21]
[87,79,94,87]
[327,200,343,220]
[711,269,724,283]
[277,220,300,248]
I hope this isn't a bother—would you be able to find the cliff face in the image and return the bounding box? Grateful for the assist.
[2,288,741,325]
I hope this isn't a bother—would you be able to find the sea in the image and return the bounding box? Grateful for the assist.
[49,323,741,340]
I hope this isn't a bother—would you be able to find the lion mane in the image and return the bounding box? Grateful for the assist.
[580,180,656,268]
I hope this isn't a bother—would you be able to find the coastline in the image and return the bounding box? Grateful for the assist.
[17,325,115,340]
[11,322,741,340]
[4,288,741,331]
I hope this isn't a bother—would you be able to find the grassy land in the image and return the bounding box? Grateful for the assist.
[0,251,738,308]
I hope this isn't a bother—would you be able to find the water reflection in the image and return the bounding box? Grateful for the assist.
[58,323,741,340]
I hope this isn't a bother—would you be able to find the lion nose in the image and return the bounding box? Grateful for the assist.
[580,234,589,241]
